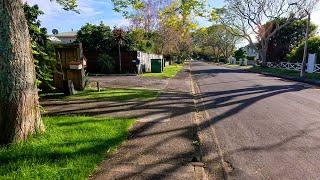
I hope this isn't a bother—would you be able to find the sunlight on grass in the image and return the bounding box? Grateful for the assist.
[0,116,135,179]
[251,66,320,80]
[224,63,253,69]
[69,88,160,101]
[142,64,184,78]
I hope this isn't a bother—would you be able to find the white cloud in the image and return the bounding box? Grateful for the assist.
[311,3,320,34]
[77,1,103,16]
[24,0,128,32]
[24,0,103,16]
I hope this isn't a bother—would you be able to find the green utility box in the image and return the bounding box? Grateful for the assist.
[151,59,163,73]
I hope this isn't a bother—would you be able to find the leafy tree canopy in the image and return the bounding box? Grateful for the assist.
[77,23,115,52]
[287,36,320,63]
[111,0,208,60]
[266,18,317,62]
[24,3,56,92]
[127,28,159,53]
[192,24,238,61]
[234,48,247,60]
[54,0,78,11]
[77,23,151,53]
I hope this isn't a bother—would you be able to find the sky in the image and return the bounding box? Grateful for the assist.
[25,0,320,35]
[24,0,224,33]
[24,0,130,33]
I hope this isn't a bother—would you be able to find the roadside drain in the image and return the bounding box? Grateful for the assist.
[192,140,201,146]
[191,156,207,180]
[191,156,205,167]
[223,161,234,173]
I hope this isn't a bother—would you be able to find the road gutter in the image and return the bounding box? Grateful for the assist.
[187,64,208,180]
[189,63,232,179]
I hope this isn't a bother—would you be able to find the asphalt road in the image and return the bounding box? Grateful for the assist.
[191,61,320,179]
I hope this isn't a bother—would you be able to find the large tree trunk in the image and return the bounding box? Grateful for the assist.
[259,39,269,67]
[0,0,44,145]
[259,49,268,67]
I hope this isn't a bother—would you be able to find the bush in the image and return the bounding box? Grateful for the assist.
[98,53,116,73]
[247,56,255,61]
[77,23,115,52]
[287,36,320,63]
[218,57,227,63]
[234,48,247,60]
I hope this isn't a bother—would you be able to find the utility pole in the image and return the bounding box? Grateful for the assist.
[300,10,311,77]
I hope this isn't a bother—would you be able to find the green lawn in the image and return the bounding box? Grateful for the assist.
[0,116,135,179]
[142,64,184,78]
[68,88,160,101]
[250,66,320,81]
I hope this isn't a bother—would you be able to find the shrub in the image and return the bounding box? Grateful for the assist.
[98,53,116,73]
[247,56,255,61]
[287,36,320,63]
[234,48,247,60]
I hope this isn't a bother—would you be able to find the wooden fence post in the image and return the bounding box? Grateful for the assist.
[96,82,100,92]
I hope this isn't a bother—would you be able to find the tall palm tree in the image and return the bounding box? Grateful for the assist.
[113,27,125,73]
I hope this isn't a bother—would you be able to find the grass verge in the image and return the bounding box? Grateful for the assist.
[250,66,320,81]
[142,64,184,78]
[68,88,160,101]
[40,88,160,101]
[0,116,135,179]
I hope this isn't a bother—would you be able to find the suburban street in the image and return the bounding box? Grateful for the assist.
[4,0,320,178]
[191,61,320,179]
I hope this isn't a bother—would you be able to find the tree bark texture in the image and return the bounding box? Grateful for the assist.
[0,0,44,145]
[259,38,269,67]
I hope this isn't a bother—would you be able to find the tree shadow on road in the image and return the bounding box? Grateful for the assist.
[42,67,312,179]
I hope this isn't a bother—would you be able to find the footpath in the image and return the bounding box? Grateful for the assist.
[91,66,205,179]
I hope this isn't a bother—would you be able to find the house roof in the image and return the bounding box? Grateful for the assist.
[48,36,62,44]
[52,31,77,37]
[48,31,78,45]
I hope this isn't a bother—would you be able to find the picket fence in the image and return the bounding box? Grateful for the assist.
[266,62,320,73]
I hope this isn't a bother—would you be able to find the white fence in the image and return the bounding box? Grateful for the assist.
[266,62,320,73]
[315,64,320,72]
[228,57,248,65]
[228,57,256,66]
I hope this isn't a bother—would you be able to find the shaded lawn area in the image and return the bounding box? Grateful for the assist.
[142,64,184,78]
[250,66,320,81]
[69,88,160,101]
[0,116,135,179]
[40,88,161,101]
